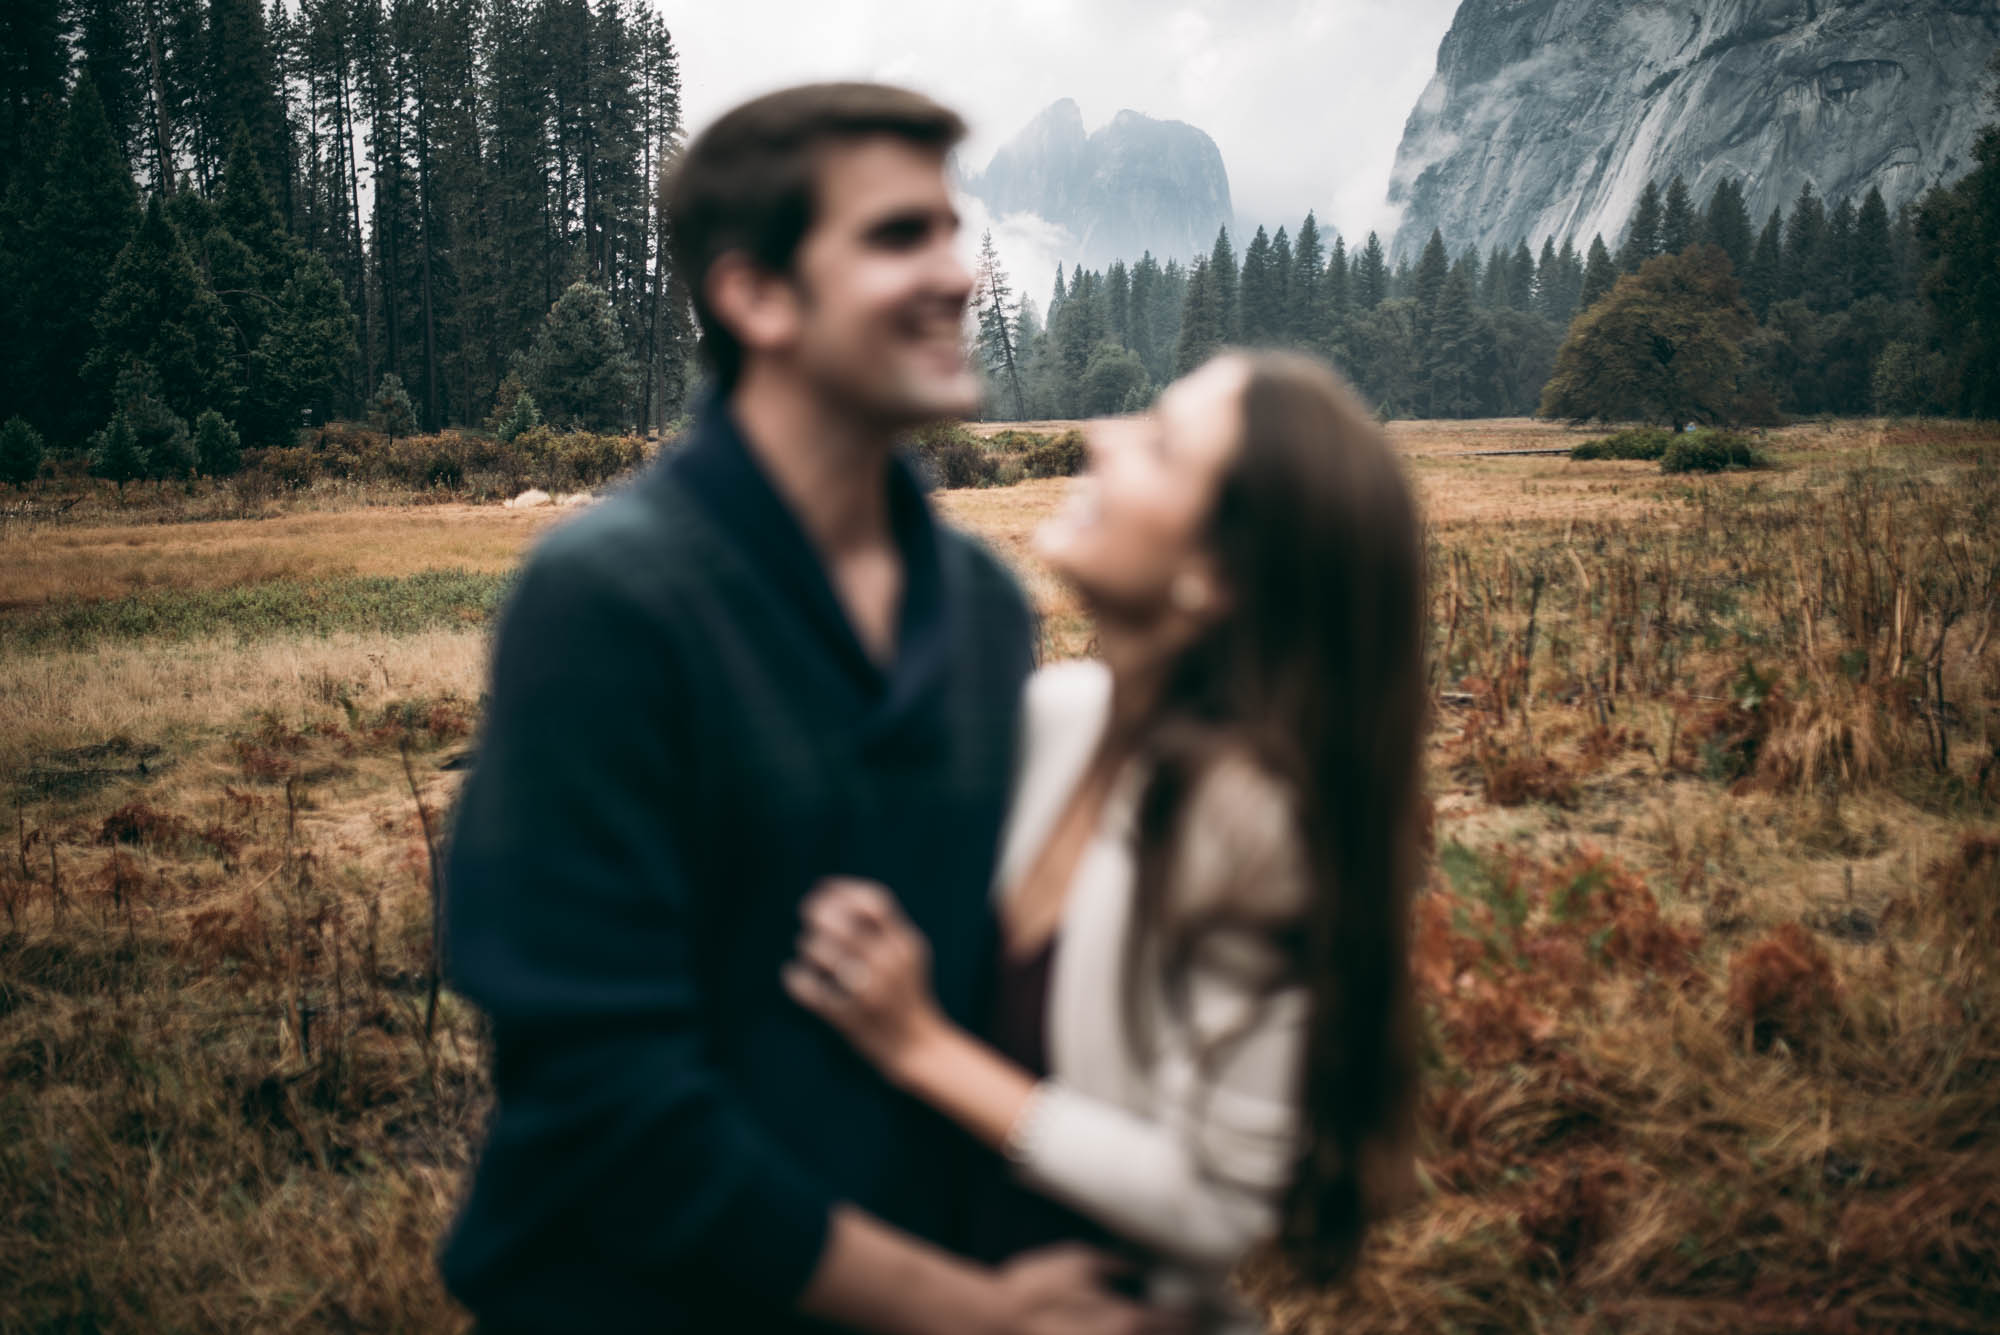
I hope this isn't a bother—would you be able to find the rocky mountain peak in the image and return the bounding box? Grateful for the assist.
[1387,0,2000,261]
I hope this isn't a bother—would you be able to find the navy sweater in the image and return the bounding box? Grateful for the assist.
[440,404,1035,1332]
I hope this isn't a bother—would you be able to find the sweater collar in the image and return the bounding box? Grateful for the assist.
[666,390,949,732]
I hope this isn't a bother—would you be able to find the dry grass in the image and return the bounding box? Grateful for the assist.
[1,504,563,609]
[2,416,1997,1332]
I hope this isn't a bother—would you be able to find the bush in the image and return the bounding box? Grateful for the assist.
[906,421,998,489]
[192,411,241,477]
[0,415,45,488]
[1660,430,1764,474]
[1023,428,1088,479]
[1570,427,1674,461]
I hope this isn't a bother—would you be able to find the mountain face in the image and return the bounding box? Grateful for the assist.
[1387,0,2000,261]
[963,99,1233,270]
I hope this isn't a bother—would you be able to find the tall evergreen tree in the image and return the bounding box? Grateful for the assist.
[1128,252,1163,385]
[1174,256,1222,375]
[972,229,1026,419]
[1288,212,1325,345]
[1322,233,1349,348]
[1914,51,2000,416]
[1354,232,1388,310]
[6,77,140,444]
[1747,209,1783,319]
[1579,233,1617,310]
[1412,229,1449,342]
[1852,187,1893,302]
[1781,182,1826,304]
[1207,226,1238,342]
[1702,179,1755,274]
[1507,239,1535,310]
[1619,180,1663,271]
[1660,175,1697,253]
[1426,266,1481,418]
[87,193,238,427]
[516,280,639,430]
[0,417,46,488]
[1238,225,1280,345]
[1269,226,1292,345]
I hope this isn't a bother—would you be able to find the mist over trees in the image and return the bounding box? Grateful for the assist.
[1,0,690,471]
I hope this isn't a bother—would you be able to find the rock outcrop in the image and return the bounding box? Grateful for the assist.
[963,99,1233,269]
[1387,0,2000,261]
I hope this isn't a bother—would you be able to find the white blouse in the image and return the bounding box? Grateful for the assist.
[992,661,1308,1328]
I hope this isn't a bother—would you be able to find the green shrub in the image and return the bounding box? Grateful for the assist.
[984,429,1052,452]
[1661,430,1764,474]
[0,416,45,488]
[192,411,241,476]
[1023,429,1088,479]
[1570,427,1674,461]
[906,421,998,489]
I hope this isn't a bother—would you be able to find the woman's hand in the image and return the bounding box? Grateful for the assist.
[784,877,951,1086]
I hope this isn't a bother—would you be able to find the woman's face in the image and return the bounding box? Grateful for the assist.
[1034,356,1248,618]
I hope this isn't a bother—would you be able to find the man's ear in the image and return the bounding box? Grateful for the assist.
[705,251,803,358]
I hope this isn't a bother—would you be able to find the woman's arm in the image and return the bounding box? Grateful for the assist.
[788,880,1304,1271]
[784,878,1039,1150]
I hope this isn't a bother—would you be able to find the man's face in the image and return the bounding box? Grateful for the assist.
[783,137,979,426]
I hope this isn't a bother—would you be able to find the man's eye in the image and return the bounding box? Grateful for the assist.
[870,221,928,249]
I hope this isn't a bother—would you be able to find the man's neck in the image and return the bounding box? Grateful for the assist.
[728,366,898,558]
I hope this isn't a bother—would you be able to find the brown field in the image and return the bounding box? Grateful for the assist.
[3,417,1998,1331]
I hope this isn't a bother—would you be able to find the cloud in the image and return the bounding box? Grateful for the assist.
[662,0,1461,248]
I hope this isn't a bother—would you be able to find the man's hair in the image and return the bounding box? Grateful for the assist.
[663,83,968,391]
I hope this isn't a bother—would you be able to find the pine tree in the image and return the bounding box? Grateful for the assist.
[1238,225,1279,345]
[119,377,194,482]
[1270,226,1292,345]
[1106,260,1131,348]
[1533,237,1562,320]
[1747,209,1783,319]
[1047,264,1066,324]
[1913,51,2000,416]
[1322,233,1349,348]
[1660,175,1697,254]
[496,390,540,443]
[1782,182,1826,305]
[1288,213,1325,345]
[1580,234,1617,310]
[1824,197,1856,310]
[1507,240,1535,310]
[1128,253,1162,385]
[1412,230,1449,341]
[1852,187,1893,302]
[516,281,639,430]
[252,248,359,440]
[8,78,140,444]
[1355,232,1388,310]
[87,194,238,427]
[1174,257,1222,376]
[1480,245,1509,309]
[972,230,1026,419]
[1702,179,1755,274]
[1556,238,1583,320]
[1207,227,1238,342]
[1425,266,1481,418]
[192,408,241,475]
[0,416,45,488]
[367,372,417,440]
[90,411,146,495]
[1619,180,1663,271]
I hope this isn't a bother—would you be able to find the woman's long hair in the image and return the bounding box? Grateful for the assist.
[1125,350,1425,1284]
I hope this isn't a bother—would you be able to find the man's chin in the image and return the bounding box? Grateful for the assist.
[881,372,982,426]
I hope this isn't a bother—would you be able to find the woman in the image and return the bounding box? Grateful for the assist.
[784,351,1426,1329]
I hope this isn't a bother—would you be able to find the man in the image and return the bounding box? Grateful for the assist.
[441,84,1155,1334]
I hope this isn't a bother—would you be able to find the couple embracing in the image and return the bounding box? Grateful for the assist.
[441,82,1425,1335]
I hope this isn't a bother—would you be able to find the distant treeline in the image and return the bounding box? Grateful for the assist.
[981,56,2000,424]
[0,0,690,478]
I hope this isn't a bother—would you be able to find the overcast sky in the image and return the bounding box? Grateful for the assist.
[662,0,1462,283]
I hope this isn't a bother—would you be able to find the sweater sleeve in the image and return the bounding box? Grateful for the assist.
[1006,988,1305,1271]
[1008,758,1309,1271]
[442,539,833,1305]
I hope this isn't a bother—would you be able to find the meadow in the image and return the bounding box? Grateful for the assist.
[2,417,1997,1332]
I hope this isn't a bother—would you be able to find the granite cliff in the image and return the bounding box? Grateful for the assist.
[1388,0,2000,260]
[962,99,1233,270]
